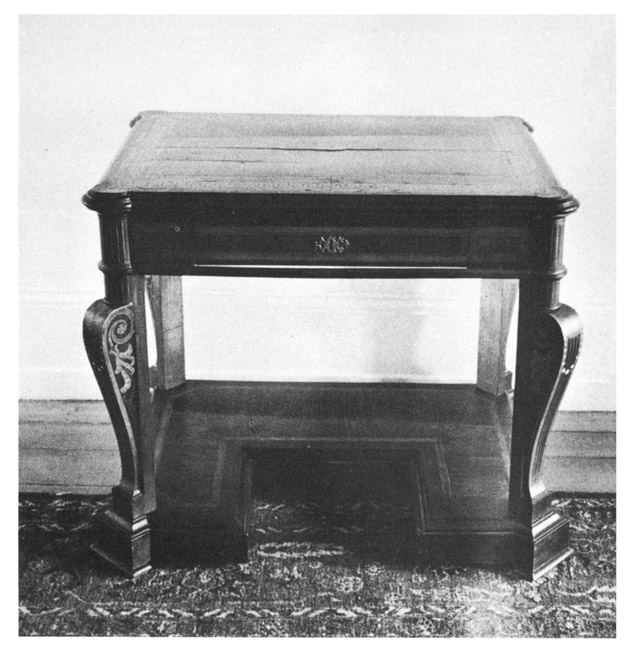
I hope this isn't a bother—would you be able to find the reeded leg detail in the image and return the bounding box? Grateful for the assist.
[83,300,151,576]
[509,289,582,579]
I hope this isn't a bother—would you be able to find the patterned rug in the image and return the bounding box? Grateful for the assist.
[19,492,615,637]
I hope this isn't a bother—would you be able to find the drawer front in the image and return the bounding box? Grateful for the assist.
[127,205,532,275]
[468,227,531,270]
[189,226,469,267]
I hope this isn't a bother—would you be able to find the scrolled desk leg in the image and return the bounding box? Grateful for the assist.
[83,299,152,577]
[509,281,582,580]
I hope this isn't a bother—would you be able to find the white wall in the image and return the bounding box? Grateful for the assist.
[18,15,615,410]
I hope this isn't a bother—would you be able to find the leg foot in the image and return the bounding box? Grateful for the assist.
[91,507,151,578]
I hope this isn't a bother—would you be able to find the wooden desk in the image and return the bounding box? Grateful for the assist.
[83,112,581,580]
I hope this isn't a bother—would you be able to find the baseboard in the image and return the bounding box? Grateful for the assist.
[19,288,614,409]
[18,367,615,411]
[19,402,615,496]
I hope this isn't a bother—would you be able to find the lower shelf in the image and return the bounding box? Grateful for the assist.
[151,380,551,572]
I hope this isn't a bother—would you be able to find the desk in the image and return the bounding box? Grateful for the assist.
[83,112,581,580]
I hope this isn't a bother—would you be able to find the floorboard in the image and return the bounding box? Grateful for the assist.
[18,395,615,496]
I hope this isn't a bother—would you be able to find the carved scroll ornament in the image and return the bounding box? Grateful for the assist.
[107,310,136,396]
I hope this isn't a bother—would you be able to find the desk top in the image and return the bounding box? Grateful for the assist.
[92,112,572,203]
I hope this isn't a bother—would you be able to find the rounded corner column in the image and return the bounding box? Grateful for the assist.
[82,190,155,577]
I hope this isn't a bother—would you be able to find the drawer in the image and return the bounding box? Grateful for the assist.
[126,199,532,274]
[188,225,469,267]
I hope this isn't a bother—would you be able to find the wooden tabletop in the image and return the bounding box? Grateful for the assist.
[92,112,569,200]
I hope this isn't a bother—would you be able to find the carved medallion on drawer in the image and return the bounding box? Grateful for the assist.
[314,235,351,254]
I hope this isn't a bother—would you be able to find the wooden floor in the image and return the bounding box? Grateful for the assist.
[19,389,615,497]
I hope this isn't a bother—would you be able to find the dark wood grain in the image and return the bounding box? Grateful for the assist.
[508,279,582,578]
[146,276,186,390]
[81,112,582,580]
[83,296,151,576]
[477,279,518,395]
[84,115,578,280]
[153,382,515,566]
[81,194,157,577]
[91,112,572,200]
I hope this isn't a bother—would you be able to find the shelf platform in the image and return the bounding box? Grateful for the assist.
[150,380,542,571]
